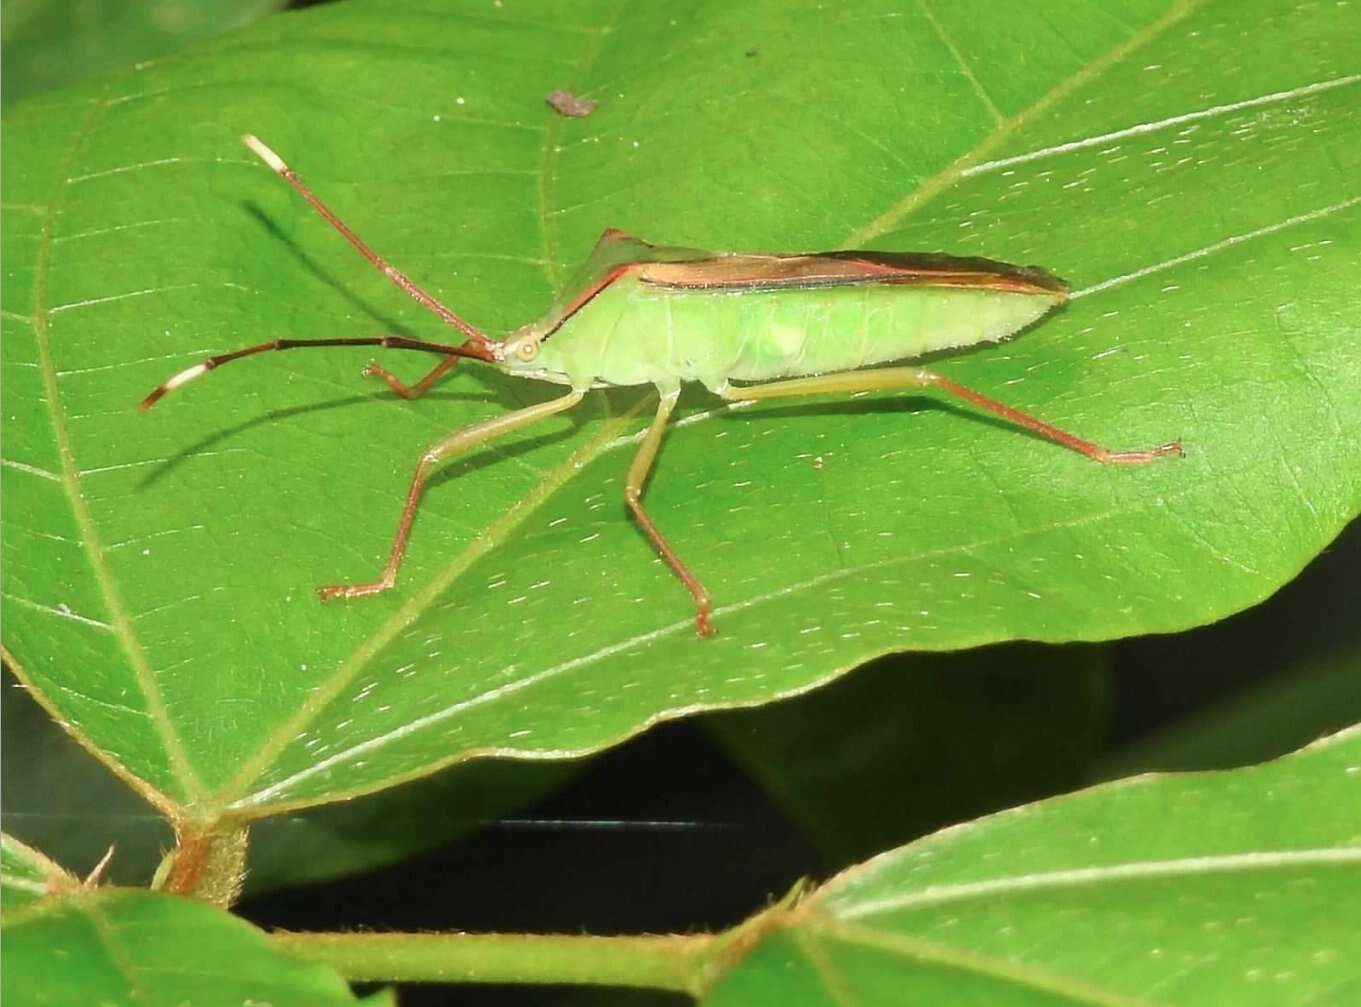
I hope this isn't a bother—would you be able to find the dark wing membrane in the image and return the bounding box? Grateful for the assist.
[638,250,1068,297]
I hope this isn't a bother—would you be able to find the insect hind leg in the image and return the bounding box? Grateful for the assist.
[720,367,1183,464]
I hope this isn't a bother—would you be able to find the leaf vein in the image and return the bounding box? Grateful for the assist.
[966,72,1361,176]
[917,0,1004,125]
[25,86,203,801]
[843,0,1201,247]
[836,847,1361,918]
[1070,194,1361,298]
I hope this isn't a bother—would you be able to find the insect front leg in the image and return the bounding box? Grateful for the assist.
[363,353,463,399]
[319,388,586,600]
[625,389,714,637]
[720,367,1183,464]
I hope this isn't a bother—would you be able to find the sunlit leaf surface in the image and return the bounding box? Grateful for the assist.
[3,0,1358,818]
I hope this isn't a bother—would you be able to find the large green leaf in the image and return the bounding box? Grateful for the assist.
[3,883,393,1006]
[707,726,1361,1006]
[3,0,1358,823]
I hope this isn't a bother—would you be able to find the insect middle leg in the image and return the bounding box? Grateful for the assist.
[626,389,714,637]
[720,367,1183,463]
[319,388,586,600]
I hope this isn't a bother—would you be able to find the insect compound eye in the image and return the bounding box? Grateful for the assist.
[515,339,540,362]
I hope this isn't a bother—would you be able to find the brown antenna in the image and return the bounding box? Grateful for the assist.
[241,134,489,345]
[138,334,493,411]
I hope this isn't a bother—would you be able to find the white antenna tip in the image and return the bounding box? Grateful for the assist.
[241,133,288,173]
[164,362,210,392]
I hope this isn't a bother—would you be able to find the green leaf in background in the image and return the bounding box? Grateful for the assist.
[3,883,394,1006]
[708,726,1361,1006]
[1099,641,1361,778]
[1094,521,1361,779]
[1,0,286,106]
[3,0,1358,831]
[2,669,173,888]
[705,644,1110,868]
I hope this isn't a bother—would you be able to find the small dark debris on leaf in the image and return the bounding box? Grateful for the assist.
[745,47,759,57]
[546,89,598,118]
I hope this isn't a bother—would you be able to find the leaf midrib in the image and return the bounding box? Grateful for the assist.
[826,846,1361,919]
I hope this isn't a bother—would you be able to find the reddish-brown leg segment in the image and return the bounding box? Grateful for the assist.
[363,353,462,399]
[319,389,585,600]
[720,367,1183,464]
[626,390,714,636]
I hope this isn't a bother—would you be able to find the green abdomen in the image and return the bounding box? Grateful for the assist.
[538,278,1063,392]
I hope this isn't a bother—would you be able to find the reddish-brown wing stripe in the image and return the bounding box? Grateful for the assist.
[638,252,1068,297]
[539,249,1067,339]
[541,262,642,339]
